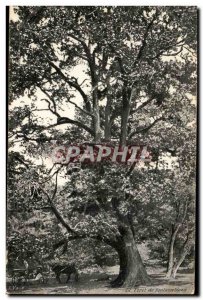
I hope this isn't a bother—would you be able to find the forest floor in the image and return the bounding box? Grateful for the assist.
[7,265,195,295]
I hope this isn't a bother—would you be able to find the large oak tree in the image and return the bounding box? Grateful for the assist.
[8,6,197,288]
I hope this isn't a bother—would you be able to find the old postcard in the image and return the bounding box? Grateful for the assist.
[7,6,197,295]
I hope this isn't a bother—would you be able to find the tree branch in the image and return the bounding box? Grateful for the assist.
[39,186,77,235]
[40,98,60,118]
[152,40,185,60]
[131,96,155,114]
[38,86,61,118]
[52,171,59,200]
[67,99,94,118]
[56,116,94,135]
[129,117,164,139]
[68,33,97,85]
[154,46,183,59]
[133,12,158,66]
[48,60,91,112]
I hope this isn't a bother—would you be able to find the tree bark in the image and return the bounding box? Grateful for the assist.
[166,224,180,278]
[104,95,112,141]
[166,200,190,279]
[171,237,193,278]
[120,100,130,146]
[120,88,134,146]
[93,110,102,142]
[111,228,151,288]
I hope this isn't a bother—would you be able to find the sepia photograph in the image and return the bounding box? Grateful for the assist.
[7,5,197,295]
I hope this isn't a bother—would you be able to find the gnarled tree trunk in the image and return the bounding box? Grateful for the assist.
[111,228,151,288]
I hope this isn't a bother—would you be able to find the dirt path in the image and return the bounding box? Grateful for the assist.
[7,267,195,295]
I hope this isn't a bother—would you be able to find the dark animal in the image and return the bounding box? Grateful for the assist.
[52,263,79,283]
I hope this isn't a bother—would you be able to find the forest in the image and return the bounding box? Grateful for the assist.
[7,6,197,294]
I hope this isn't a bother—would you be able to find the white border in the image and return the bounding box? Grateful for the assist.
[0,1,201,299]
[0,1,201,5]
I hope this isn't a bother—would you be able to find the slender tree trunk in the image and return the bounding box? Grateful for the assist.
[166,224,180,278]
[120,102,130,146]
[166,201,189,279]
[93,109,102,142]
[172,238,193,278]
[104,95,111,141]
[120,88,134,146]
[111,228,151,288]
[92,82,102,142]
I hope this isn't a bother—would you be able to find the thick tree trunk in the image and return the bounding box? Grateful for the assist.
[111,228,151,288]
[166,224,180,278]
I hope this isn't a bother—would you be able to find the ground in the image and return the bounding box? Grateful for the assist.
[7,265,195,295]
